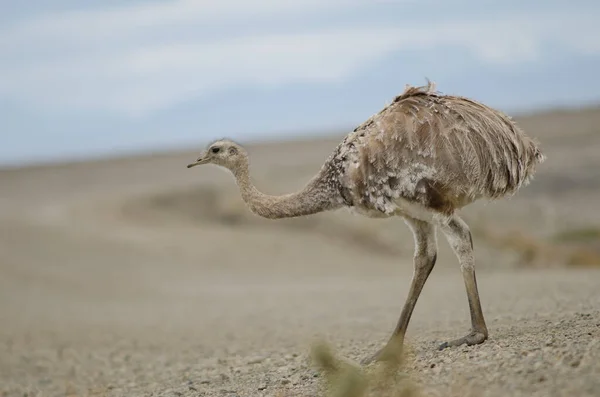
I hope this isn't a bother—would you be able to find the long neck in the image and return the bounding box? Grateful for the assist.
[232,163,339,219]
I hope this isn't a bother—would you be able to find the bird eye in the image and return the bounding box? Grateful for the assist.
[211,147,221,154]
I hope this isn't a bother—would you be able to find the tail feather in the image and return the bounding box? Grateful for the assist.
[520,139,545,188]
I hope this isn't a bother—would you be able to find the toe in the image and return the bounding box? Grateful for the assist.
[465,331,487,346]
[360,353,378,366]
[438,331,487,351]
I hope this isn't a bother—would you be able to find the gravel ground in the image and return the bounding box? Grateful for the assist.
[1,224,599,397]
[2,112,600,397]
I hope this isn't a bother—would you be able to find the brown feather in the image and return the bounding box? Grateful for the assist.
[329,81,546,217]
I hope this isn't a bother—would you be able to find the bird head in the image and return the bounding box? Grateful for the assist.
[187,139,248,172]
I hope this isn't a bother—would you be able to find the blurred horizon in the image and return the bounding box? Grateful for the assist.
[2,0,600,167]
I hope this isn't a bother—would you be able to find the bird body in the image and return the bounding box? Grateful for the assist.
[187,81,546,365]
[323,81,545,221]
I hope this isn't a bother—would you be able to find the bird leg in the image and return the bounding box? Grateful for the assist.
[361,218,437,365]
[438,215,488,350]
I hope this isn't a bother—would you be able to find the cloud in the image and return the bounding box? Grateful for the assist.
[0,2,597,117]
[1,30,406,116]
[1,0,363,43]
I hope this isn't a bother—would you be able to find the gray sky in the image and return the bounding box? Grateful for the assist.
[1,0,599,166]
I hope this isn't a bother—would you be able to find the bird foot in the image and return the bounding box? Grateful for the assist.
[360,347,385,366]
[438,330,487,350]
[360,340,405,366]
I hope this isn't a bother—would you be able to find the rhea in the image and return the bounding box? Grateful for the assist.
[186,82,545,365]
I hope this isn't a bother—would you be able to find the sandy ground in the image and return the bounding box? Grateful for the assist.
[1,107,600,397]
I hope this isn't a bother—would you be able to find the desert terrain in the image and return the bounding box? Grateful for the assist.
[1,106,600,397]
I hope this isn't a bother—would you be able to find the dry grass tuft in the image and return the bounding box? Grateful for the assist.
[133,186,404,256]
[309,340,422,397]
[474,226,600,268]
[553,227,600,242]
[129,186,600,268]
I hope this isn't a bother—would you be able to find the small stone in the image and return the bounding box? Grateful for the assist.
[281,379,290,385]
[258,384,267,391]
[247,356,265,365]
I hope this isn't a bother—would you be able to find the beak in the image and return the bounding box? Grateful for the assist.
[187,153,209,168]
